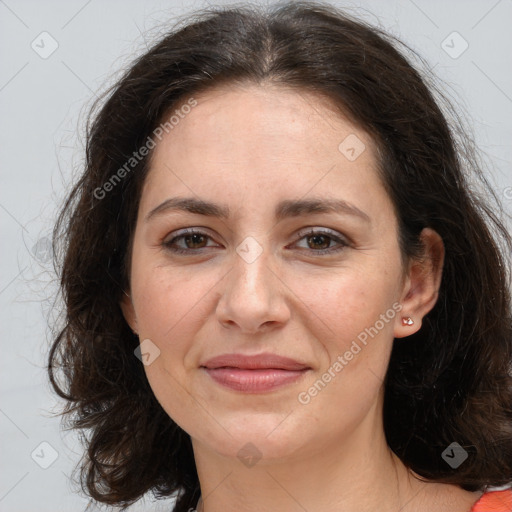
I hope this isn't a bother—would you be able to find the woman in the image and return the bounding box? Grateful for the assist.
[48,2,512,511]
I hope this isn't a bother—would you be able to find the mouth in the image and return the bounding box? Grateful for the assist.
[200,353,311,393]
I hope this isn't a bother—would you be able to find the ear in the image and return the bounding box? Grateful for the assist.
[120,291,139,335]
[394,228,445,338]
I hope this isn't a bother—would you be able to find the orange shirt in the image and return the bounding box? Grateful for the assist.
[471,490,512,512]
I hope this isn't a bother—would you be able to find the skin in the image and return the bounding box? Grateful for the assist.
[121,83,481,511]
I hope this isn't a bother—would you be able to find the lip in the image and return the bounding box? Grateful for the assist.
[201,353,310,371]
[201,353,311,393]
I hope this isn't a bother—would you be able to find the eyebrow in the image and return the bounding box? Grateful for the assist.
[144,196,371,223]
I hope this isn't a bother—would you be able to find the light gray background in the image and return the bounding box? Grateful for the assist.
[1,0,511,511]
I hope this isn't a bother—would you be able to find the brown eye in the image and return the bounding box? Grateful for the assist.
[182,233,208,249]
[306,233,331,250]
[163,229,219,254]
[294,229,348,255]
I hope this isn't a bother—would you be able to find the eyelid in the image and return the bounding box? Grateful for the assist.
[163,227,221,248]
[162,226,350,256]
[163,226,220,241]
[294,226,349,243]
[290,227,350,254]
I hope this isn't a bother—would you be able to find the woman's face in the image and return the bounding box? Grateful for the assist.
[121,83,436,462]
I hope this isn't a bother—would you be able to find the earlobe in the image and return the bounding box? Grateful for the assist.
[120,290,139,335]
[394,228,445,339]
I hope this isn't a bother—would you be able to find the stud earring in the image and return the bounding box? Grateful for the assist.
[402,317,414,326]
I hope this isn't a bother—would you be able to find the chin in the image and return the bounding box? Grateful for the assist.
[194,415,310,463]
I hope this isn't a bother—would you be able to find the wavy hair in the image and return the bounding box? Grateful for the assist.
[49,1,512,510]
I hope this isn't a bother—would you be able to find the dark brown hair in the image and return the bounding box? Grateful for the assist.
[49,1,512,510]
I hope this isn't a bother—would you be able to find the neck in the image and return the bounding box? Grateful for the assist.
[190,393,481,512]
[191,401,427,512]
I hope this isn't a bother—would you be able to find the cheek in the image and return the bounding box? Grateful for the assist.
[293,265,401,405]
[294,275,398,419]
[129,265,221,429]
[131,262,223,357]
[297,267,399,343]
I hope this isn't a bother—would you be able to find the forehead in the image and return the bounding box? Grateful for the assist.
[152,82,370,161]
[141,83,390,223]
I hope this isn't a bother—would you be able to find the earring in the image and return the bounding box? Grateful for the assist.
[402,317,414,326]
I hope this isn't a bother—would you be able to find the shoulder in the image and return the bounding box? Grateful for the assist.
[471,490,512,511]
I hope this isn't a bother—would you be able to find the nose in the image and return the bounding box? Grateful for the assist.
[215,242,291,334]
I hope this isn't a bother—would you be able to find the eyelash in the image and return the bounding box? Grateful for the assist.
[162,228,349,256]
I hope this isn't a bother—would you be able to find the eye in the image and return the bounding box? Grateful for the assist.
[162,227,349,256]
[292,228,348,255]
[163,228,220,255]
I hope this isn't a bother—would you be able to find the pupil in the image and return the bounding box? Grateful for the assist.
[186,234,205,248]
[309,235,329,250]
